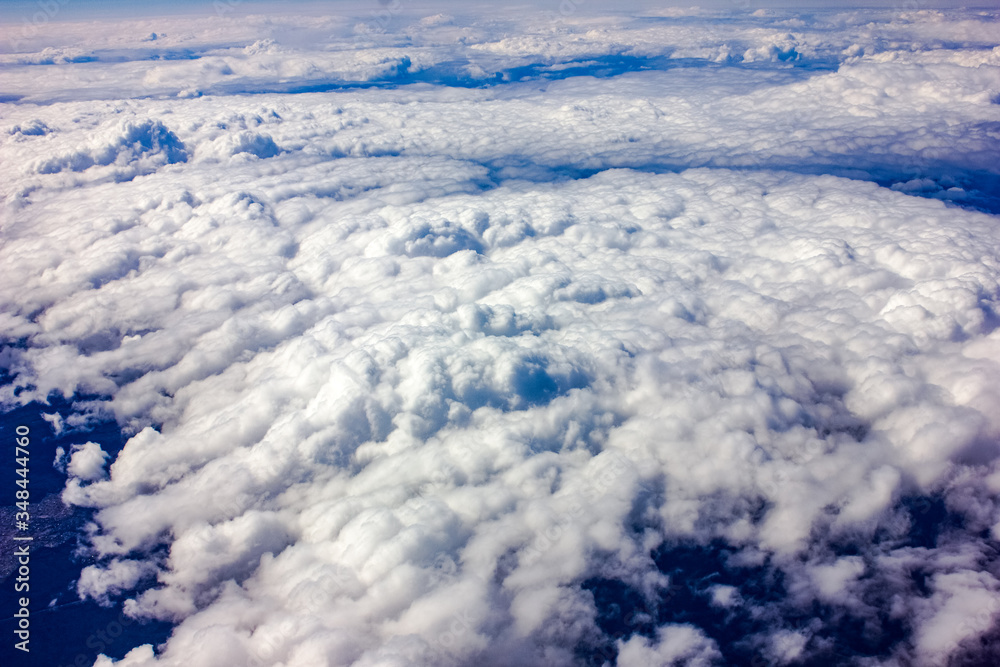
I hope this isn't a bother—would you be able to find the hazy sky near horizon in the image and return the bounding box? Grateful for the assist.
[0,0,995,22]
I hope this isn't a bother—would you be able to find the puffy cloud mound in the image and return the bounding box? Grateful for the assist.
[8,119,51,136]
[33,118,187,178]
[1,3,1000,667]
[617,625,722,666]
[197,131,282,161]
[67,441,111,481]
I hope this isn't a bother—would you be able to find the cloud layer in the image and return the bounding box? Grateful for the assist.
[2,3,1000,666]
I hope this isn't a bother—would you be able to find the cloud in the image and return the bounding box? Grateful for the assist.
[28,118,187,181]
[67,441,111,481]
[617,625,722,666]
[2,4,1000,667]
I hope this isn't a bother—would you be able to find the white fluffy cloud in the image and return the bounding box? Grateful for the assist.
[2,3,1000,666]
[67,441,111,481]
[617,625,721,666]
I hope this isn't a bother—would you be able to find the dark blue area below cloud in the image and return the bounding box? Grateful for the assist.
[579,499,999,667]
[583,544,894,666]
[0,399,171,667]
[204,53,837,97]
[471,157,1000,216]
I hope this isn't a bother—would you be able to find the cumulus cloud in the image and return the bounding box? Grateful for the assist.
[67,441,111,481]
[1,3,1000,667]
[32,118,187,178]
[617,625,721,666]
